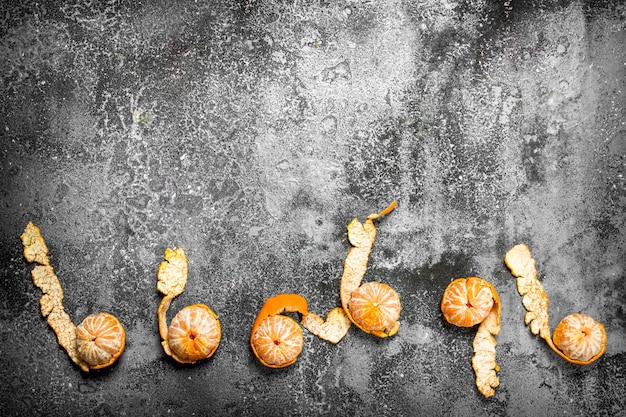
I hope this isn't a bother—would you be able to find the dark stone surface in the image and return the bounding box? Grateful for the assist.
[1,1,624,416]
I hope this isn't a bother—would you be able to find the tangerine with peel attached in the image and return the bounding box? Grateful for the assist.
[505,243,607,365]
[156,247,222,363]
[167,304,221,364]
[250,293,308,368]
[21,222,125,372]
[441,277,501,398]
[340,201,401,338]
[76,312,126,370]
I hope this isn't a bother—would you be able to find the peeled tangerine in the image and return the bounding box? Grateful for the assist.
[505,244,606,365]
[441,277,494,327]
[441,277,501,398]
[21,222,125,371]
[167,304,221,364]
[76,312,126,370]
[250,294,308,368]
[553,314,606,363]
[349,282,401,334]
[157,247,221,364]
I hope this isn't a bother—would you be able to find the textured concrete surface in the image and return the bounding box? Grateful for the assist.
[1,0,625,416]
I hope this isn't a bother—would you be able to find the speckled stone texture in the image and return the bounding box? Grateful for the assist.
[1,0,625,416]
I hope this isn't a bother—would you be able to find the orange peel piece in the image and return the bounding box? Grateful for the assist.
[250,293,308,368]
[21,221,50,266]
[301,307,351,344]
[441,277,501,398]
[21,222,125,371]
[157,247,189,298]
[504,243,606,365]
[340,201,401,338]
[156,247,221,363]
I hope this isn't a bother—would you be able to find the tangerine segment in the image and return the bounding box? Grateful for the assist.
[251,315,304,368]
[441,277,495,327]
[76,312,126,370]
[553,314,606,363]
[167,304,221,364]
[348,282,401,334]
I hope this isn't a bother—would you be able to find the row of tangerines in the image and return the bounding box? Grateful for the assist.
[20,201,606,398]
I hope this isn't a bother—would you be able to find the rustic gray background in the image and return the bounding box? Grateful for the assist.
[1,0,624,416]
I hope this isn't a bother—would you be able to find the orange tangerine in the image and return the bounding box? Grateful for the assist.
[75,312,126,370]
[250,294,308,368]
[251,315,304,368]
[553,313,607,363]
[348,281,401,333]
[441,277,495,327]
[167,304,221,364]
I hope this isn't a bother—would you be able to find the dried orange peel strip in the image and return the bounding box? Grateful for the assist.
[157,247,189,298]
[21,222,89,371]
[21,222,119,372]
[471,280,501,398]
[22,221,50,265]
[156,247,189,356]
[250,293,308,368]
[441,277,501,398]
[339,201,401,338]
[504,244,606,365]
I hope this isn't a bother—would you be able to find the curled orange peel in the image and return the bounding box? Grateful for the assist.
[250,293,308,368]
[21,222,125,371]
[156,247,221,364]
[339,201,401,338]
[504,244,606,365]
[441,277,501,398]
